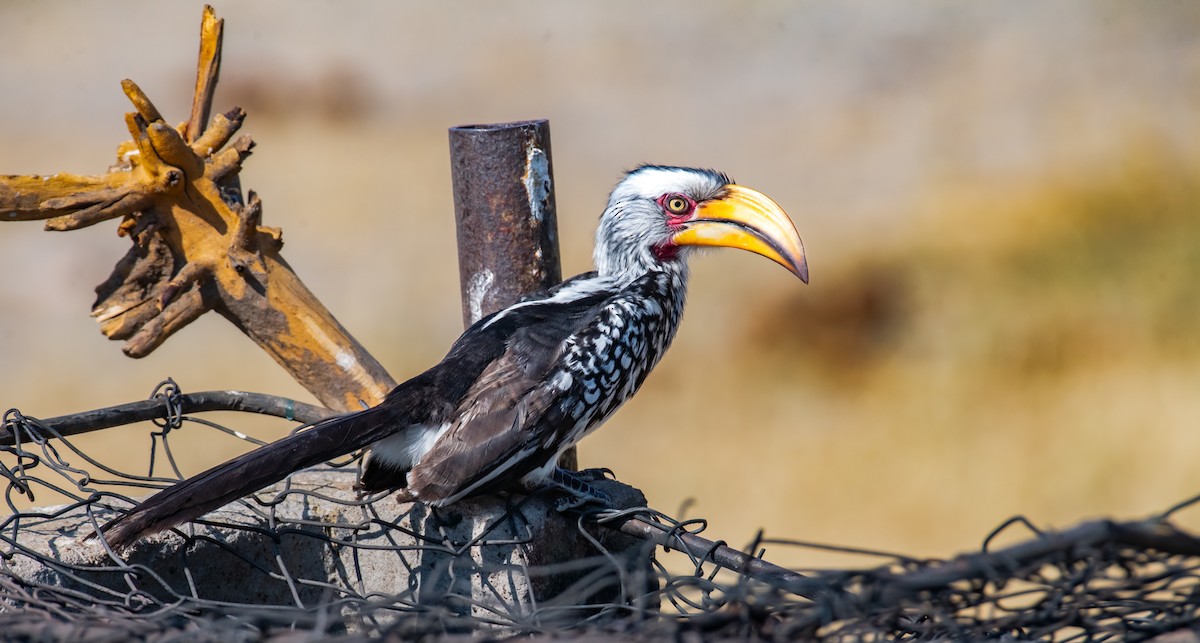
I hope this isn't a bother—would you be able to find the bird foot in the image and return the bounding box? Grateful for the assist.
[550,467,614,512]
[575,467,614,483]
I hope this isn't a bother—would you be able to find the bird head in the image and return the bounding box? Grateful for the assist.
[594,165,808,284]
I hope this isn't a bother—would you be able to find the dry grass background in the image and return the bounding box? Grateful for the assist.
[2,2,1199,569]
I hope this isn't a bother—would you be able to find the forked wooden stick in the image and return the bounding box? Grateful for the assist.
[0,6,395,412]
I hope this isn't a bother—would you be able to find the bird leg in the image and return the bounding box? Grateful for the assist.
[549,467,615,512]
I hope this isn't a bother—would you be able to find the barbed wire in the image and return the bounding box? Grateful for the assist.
[2,380,1200,641]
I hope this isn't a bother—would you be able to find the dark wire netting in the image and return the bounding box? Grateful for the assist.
[2,382,1200,642]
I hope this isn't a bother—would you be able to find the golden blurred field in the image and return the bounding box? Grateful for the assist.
[2,2,1199,569]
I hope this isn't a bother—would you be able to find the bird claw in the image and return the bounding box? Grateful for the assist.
[550,468,614,512]
[575,467,614,482]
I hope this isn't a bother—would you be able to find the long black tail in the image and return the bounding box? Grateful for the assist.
[97,404,400,550]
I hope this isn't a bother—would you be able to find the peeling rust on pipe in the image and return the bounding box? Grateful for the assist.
[449,120,562,327]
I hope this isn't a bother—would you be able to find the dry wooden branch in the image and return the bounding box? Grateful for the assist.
[186,6,223,144]
[0,6,395,412]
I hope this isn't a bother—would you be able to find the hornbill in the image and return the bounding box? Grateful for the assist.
[98,165,807,550]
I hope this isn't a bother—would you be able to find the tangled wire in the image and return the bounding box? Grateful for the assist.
[2,380,1200,641]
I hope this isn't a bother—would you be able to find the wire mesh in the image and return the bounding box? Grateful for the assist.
[3,380,1200,641]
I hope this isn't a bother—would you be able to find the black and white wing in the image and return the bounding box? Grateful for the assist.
[361,278,619,501]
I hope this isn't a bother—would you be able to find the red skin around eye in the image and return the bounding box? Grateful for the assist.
[653,193,696,261]
[655,193,696,228]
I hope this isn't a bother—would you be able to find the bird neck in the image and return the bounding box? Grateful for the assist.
[593,260,690,347]
[593,234,691,292]
[594,257,690,311]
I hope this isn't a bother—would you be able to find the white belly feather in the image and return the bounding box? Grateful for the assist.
[369,423,449,471]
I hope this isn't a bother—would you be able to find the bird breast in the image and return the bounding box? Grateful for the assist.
[559,271,685,444]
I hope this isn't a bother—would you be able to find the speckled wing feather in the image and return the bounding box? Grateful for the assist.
[355,272,612,493]
[405,306,602,502]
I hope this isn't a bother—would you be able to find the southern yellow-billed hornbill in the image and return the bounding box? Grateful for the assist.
[99,165,807,549]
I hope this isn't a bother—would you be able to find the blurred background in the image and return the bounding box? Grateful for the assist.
[1,2,1198,568]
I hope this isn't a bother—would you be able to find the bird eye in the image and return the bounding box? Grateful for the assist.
[664,195,691,215]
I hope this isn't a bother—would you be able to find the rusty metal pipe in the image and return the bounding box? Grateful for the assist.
[448,119,575,468]
[449,120,562,327]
